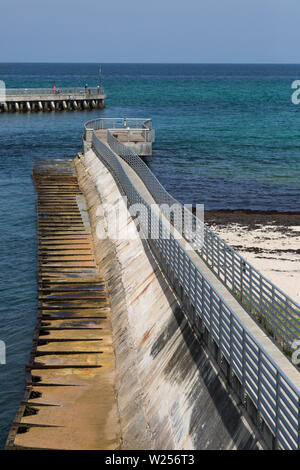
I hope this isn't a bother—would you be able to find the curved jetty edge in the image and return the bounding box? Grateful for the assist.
[6,118,300,450]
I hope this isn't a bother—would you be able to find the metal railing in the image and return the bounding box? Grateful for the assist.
[86,118,154,144]
[5,87,105,99]
[105,129,300,352]
[86,122,300,449]
[86,117,151,130]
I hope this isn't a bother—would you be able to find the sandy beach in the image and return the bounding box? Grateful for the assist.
[204,210,300,305]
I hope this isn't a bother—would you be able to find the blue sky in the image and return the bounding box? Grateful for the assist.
[1,0,300,63]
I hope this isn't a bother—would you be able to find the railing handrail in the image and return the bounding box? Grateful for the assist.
[86,124,300,449]
[5,87,105,96]
[85,117,152,131]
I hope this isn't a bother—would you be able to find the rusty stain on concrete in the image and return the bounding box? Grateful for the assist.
[140,328,153,345]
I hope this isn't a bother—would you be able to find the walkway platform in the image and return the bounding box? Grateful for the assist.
[5,159,120,450]
[84,118,155,156]
[95,129,148,143]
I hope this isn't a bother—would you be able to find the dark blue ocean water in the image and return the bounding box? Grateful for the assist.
[0,63,299,447]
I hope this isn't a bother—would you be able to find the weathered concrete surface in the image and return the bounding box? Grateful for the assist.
[75,149,264,450]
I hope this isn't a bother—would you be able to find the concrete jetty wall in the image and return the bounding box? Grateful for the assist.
[74,148,265,450]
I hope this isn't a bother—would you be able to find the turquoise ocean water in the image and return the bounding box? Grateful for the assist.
[0,63,299,447]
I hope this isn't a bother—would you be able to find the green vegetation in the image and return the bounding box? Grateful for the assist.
[232,288,300,359]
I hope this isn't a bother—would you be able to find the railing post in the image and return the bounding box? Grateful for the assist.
[229,312,233,381]
[275,370,280,449]
[249,266,253,313]
[298,396,300,450]
[224,246,227,285]
[209,286,213,338]
[188,258,191,298]
[218,298,223,364]
[217,238,220,277]
[240,259,244,301]
[232,250,235,291]
[211,233,214,270]
[257,349,261,415]
[242,329,247,406]
[201,276,204,326]
[271,285,276,334]
[259,276,263,318]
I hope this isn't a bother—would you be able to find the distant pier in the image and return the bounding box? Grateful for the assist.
[0,87,106,112]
